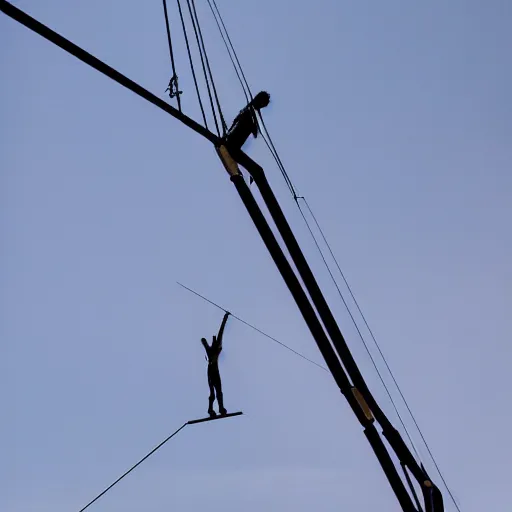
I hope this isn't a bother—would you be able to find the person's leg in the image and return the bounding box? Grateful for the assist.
[224,113,253,153]
[207,367,216,416]
[212,367,227,415]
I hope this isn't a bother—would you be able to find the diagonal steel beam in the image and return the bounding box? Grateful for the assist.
[0,0,219,145]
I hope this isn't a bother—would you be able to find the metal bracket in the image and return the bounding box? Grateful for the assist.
[352,387,374,422]
[216,145,242,177]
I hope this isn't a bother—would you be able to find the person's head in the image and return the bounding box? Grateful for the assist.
[252,91,270,110]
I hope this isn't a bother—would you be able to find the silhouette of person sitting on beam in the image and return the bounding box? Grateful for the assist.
[224,91,270,153]
[201,312,230,417]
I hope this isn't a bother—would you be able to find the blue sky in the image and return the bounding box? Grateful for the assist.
[2,1,511,511]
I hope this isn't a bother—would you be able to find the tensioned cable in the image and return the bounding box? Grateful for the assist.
[185,0,220,136]
[177,281,329,373]
[176,0,208,127]
[189,0,227,134]
[300,196,462,511]
[264,115,462,510]
[205,0,249,104]
[162,0,182,111]
[258,114,297,196]
[209,0,252,100]
[255,124,421,461]
[77,423,188,512]
[295,197,420,459]
[76,411,243,512]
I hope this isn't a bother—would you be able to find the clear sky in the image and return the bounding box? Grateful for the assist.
[2,1,511,511]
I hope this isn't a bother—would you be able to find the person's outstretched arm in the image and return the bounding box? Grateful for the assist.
[214,312,230,351]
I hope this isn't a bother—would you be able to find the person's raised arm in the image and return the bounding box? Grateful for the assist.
[215,312,230,350]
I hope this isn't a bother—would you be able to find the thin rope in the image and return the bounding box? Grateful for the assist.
[205,0,249,103]
[162,0,182,111]
[190,0,227,133]
[300,197,462,512]
[77,423,188,512]
[209,0,252,99]
[177,281,329,373]
[258,116,297,196]
[294,199,420,459]
[184,0,219,136]
[251,114,428,465]
[176,0,208,127]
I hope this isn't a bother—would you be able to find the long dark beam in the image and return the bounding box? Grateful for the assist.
[0,1,268,183]
[0,0,218,144]
[229,171,416,511]
[230,146,443,511]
